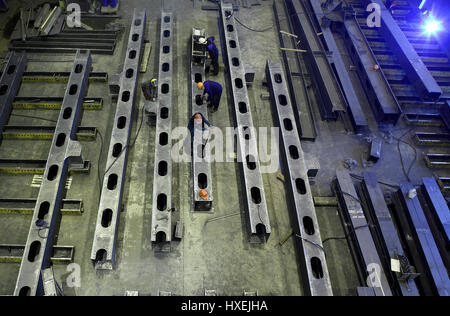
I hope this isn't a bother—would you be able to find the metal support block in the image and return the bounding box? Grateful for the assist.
[285,0,345,119]
[359,172,419,296]
[362,0,442,101]
[14,50,91,296]
[339,5,401,125]
[393,182,450,296]
[267,60,332,296]
[307,0,369,133]
[151,11,174,249]
[42,267,63,296]
[220,2,271,243]
[91,10,146,270]
[0,52,26,142]
[418,178,450,272]
[191,28,213,212]
[334,170,392,296]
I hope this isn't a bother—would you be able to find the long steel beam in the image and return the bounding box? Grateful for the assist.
[273,0,317,140]
[334,169,392,296]
[267,60,332,296]
[220,2,271,242]
[359,172,419,296]
[361,0,441,101]
[306,0,369,133]
[393,182,450,296]
[191,28,213,212]
[339,5,402,125]
[0,52,26,141]
[14,50,91,296]
[418,178,450,272]
[151,11,174,249]
[285,0,345,119]
[91,9,146,269]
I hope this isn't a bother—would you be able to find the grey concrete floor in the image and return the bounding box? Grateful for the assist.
[0,0,447,296]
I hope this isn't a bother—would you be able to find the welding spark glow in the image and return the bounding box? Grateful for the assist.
[422,17,443,35]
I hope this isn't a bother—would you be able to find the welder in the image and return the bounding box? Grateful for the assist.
[188,113,212,138]
[197,81,223,112]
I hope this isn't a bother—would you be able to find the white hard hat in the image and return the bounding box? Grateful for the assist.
[198,37,207,44]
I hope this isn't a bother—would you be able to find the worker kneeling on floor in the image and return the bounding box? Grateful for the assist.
[197,81,223,112]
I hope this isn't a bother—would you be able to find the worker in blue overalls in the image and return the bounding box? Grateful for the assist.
[205,37,220,75]
[197,81,223,112]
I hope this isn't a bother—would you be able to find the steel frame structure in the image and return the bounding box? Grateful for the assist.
[91,9,146,269]
[285,0,345,120]
[306,0,369,133]
[0,52,26,141]
[220,2,271,243]
[361,0,442,101]
[14,50,91,296]
[359,172,419,296]
[334,169,392,296]
[418,178,450,272]
[267,60,332,296]
[394,182,450,296]
[339,5,402,125]
[191,28,213,212]
[150,11,174,248]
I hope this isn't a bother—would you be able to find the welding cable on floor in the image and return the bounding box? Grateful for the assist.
[322,224,370,245]
[295,234,327,258]
[10,113,58,124]
[393,127,418,183]
[349,173,398,189]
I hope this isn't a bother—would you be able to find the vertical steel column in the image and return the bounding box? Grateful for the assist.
[340,5,401,125]
[14,50,91,296]
[151,11,174,248]
[394,182,450,296]
[191,29,213,212]
[0,52,26,140]
[306,0,369,133]
[91,10,146,269]
[362,0,442,101]
[267,60,332,296]
[359,172,419,296]
[334,170,392,296]
[220,2,271,242]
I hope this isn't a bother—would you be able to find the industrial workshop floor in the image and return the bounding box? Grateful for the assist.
[0,0,447,296]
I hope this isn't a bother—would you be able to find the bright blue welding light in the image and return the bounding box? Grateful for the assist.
[422,17,443,35]
[419,0,427,10]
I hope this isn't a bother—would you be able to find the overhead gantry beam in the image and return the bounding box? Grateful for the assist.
[267,60,332,296]
[14,50,91,296]
[220,1,271,243]
[91,9,146,269]
[151,11,174,250]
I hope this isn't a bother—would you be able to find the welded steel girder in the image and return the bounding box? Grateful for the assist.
[91,9,146,269]
[359,172,419,296]
[220,2,271,242]
[0,52,26,141]
[334,170,392,296]
[394,182,450,296]
[362,0,442,101]
[191,28,213,212]
[267,59,332,296]
[14,50,91,296]
[151,11,174,248]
